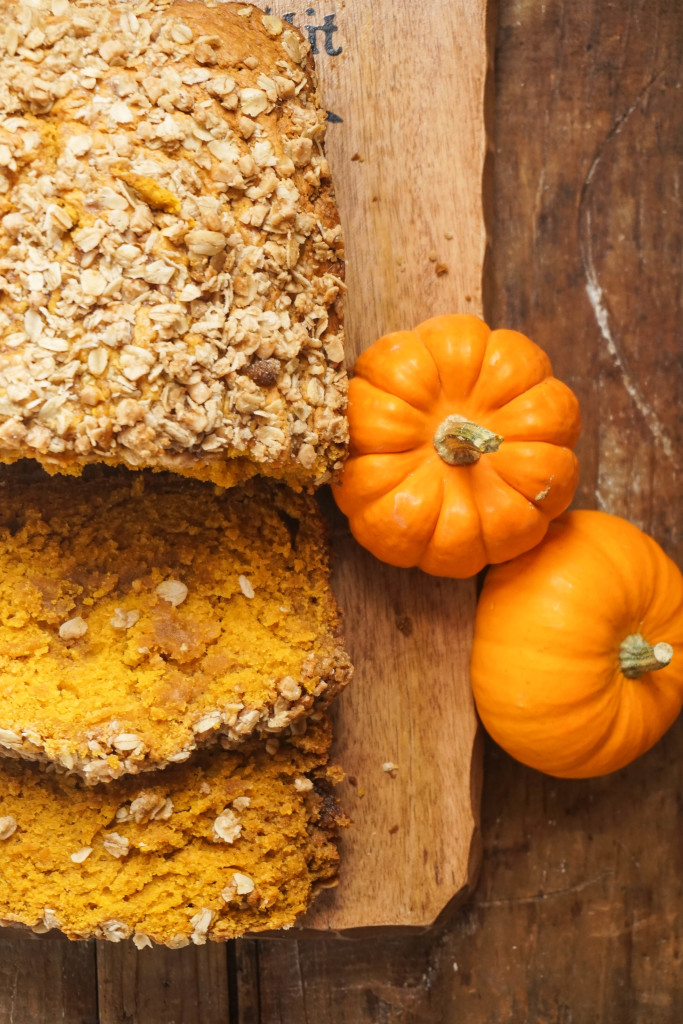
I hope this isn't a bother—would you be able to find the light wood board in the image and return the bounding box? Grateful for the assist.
[262,0,493,933]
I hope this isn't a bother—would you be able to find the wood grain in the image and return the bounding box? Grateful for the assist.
[298,499,483,932]
[266,0,490,934]
[96,940,230,1024]
[0,932,98,1024]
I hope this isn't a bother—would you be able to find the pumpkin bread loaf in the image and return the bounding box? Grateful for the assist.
[0,717,344,944]
[0,468,352,782]
[0,0,348,488]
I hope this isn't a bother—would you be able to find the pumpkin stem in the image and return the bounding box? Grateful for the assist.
[619,633,674,679]
[433,415,504,466]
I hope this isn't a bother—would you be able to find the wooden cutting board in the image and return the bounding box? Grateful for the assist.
[263,0,493,934]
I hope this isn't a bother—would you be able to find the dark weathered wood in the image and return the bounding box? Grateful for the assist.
[0,933,98,1024]
[96,941,230,1024]
[493,0,683,554]
[238,0,683,1020]
[233,941,260,1024]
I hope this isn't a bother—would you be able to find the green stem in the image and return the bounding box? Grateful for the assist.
[619,633,674,679]
[433,414,504,466]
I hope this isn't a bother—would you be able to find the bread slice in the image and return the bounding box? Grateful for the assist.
[0,0,347,488]
[0,717,342,945]
[0,467,352,782]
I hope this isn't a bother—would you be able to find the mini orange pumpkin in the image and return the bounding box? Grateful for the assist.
[333,314,582,577]
[471,510,683,778]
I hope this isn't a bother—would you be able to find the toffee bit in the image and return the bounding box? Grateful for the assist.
[245,358,280,388]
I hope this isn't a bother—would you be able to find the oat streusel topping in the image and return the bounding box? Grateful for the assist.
[0,0,348,488]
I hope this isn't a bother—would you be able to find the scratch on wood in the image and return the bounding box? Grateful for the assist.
[476,870,613,909]
[292,944,309,1023]
[8,962,18,1024]
[578,68,675,461]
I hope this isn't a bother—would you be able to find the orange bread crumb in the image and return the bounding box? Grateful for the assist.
[0,468,351,781]
[0,719,343,944]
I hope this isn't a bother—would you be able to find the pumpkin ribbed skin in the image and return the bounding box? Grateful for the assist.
[333,314,581,578]
[471,510,683,778]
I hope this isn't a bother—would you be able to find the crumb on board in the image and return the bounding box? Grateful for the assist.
[395,614,413,637]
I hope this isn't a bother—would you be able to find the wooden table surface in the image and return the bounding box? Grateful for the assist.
[1,0,681,1020]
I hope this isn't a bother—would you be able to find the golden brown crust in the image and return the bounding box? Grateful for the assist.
[0,0,348,489]
[0,465,352,782]
[0,718,344,944]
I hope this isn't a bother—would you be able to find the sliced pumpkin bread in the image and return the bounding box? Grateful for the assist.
[0,718,343,944]
[0,468,351,782]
